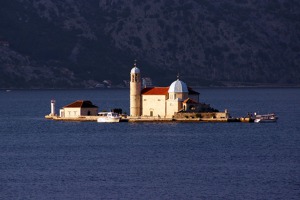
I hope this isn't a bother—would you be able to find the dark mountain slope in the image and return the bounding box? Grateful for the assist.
[0,0,299,88]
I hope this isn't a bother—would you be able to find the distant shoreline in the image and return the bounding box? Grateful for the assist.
[1,85,300,90]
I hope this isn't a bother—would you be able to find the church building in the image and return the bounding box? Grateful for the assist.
[59,100,98,118]
[130,63,201,118]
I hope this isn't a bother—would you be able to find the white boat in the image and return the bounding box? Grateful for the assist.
[97,112,120,123]
[254,113,278,123]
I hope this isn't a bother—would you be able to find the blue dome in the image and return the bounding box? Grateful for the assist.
[131,67,140,74]
[168,79,188,93]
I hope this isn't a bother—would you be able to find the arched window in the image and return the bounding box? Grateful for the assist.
[135,74,138,82]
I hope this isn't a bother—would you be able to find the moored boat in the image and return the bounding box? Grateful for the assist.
[97,112,120,123]
[254,113,278,123]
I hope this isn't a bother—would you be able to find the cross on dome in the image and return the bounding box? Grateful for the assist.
[134,59,137,67]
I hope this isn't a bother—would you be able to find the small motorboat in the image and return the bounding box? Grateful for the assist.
[97,112,120,123]
[254,113,278,123]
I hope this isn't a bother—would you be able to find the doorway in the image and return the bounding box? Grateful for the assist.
[150,111,153,117]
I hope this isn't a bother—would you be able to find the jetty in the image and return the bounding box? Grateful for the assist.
[45,114,254,123]
[45,115,99,122]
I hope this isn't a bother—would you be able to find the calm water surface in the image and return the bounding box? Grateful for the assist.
[0,88,299,199]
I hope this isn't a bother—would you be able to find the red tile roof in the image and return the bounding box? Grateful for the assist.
[141,87,200,95]
[141,87,169,95]
[64,100,98,108]
[183,98,198,104]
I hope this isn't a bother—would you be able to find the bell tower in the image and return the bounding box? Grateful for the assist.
[130,61,141,117]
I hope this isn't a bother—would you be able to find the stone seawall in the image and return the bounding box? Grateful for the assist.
[45,115,99,121]
[127,116,228,122]
[174,112,229,120]
[45,115,252,123]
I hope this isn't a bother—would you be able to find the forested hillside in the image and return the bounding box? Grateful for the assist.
[0,0,299,88]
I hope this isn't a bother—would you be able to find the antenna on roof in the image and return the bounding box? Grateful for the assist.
[177,73,180,80]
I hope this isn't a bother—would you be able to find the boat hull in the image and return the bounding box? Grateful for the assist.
[254,119,277,123]
[97,117,120,123]
[254,113,278,123]
[97,112,121,123]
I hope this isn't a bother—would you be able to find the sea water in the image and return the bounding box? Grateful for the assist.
[0,88,299,199]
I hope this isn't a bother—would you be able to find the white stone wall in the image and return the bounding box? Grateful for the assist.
[59,109,65,117]
[166,99,182,117]
[142,95,166,117]
[215,112,229,119]
[62,107,98,118]
[168,92,188,101]
[63,108,81,118]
